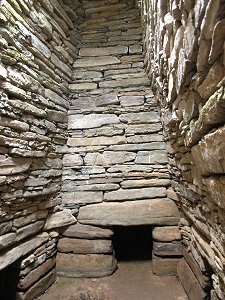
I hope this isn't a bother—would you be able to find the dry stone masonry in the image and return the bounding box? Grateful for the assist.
[0,0,84,299]
[58,0,181,278]
[0,0,224,299]
[141,0,225,299]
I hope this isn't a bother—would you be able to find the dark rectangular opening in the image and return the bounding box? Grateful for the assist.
[112,225,153,261]
[0,264,20,300]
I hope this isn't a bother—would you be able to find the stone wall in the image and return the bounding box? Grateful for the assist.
[140,0,225,299]
[57,0,181,278]
[0,0,83,298]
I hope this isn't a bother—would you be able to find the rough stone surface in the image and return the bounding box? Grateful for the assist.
[177,259,208,300]
[78,199,180,226]
[152,256,180,276]
[152,226,181,242]
[142,0,225,297]
[58,238,112,254]
[56,253,117,277]
[44,209,77,230]
[60,223,113,239]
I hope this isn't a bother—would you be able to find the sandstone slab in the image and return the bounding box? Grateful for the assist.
[119,112,160,124]
[152,255,180,275]
[135,150,168,164]
[56,253,117,277]
[16,269,56,300]
[177,258,208,300]
[44,209,76,230]
[0,233,48,270]
[58,238,112,254]
[191,126,225,175]
[152,226,181,242]
[69,82,97,91]
[73,56,120,68]
[183,250,211,290]
[67,135,126,147]
[62,191,103,205]
[68,114,119,129]
[79,46,128,56]
[153,242,183,256]
[60,223,113,239]
[18,257,56,290]
[78,199,180,226]
[104,187,167,201]
[121,179,170,189]
[0,156,32,175]
[120,95,144,106]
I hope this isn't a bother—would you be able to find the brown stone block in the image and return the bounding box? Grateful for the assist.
[177,258,208,300]
[152,255,180,275]
[183,250,211,290]
[152,226,181,242]
[56,253,117,277]
[57,238,112,254]
[60,223,113,239]
[153,241,183,256]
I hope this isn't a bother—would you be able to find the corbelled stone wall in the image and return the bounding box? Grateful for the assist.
[140,0,225,299]
[0,0,83,298]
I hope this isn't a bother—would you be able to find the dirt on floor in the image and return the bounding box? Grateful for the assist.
[41,261,188,300]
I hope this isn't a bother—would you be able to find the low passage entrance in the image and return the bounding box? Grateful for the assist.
[112,225,152,261]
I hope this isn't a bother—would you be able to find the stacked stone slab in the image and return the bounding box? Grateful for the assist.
[58,0,181,277]
[152,226,183,275]
[141,0,225,299]
[0,0,84,298]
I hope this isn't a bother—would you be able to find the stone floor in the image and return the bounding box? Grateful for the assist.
[41,261,188,300]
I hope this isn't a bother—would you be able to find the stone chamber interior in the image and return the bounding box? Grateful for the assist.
[0,0,224,299]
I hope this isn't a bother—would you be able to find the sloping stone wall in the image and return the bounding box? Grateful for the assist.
[57,0,181,278]
[0,0,83,298]
[140,0,225,299]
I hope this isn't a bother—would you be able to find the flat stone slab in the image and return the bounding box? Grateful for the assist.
[62,191,103,205]
[152,255,180,276]
[60,223,113,239]
[153,241,183,256]
[56,253,117,277]
[73,56,120,68]
[68,114,119,129]
[104,187,167,201]
[79,46,128,56]
[135,150,168,164]
[57,238,112,254]
[152,226,181,242]
[69,82,97,91]
[44,209,76,230]
[68,135,126,147]
[78,199,180,226]
[0,233,48,270]
[177,258,208,300]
